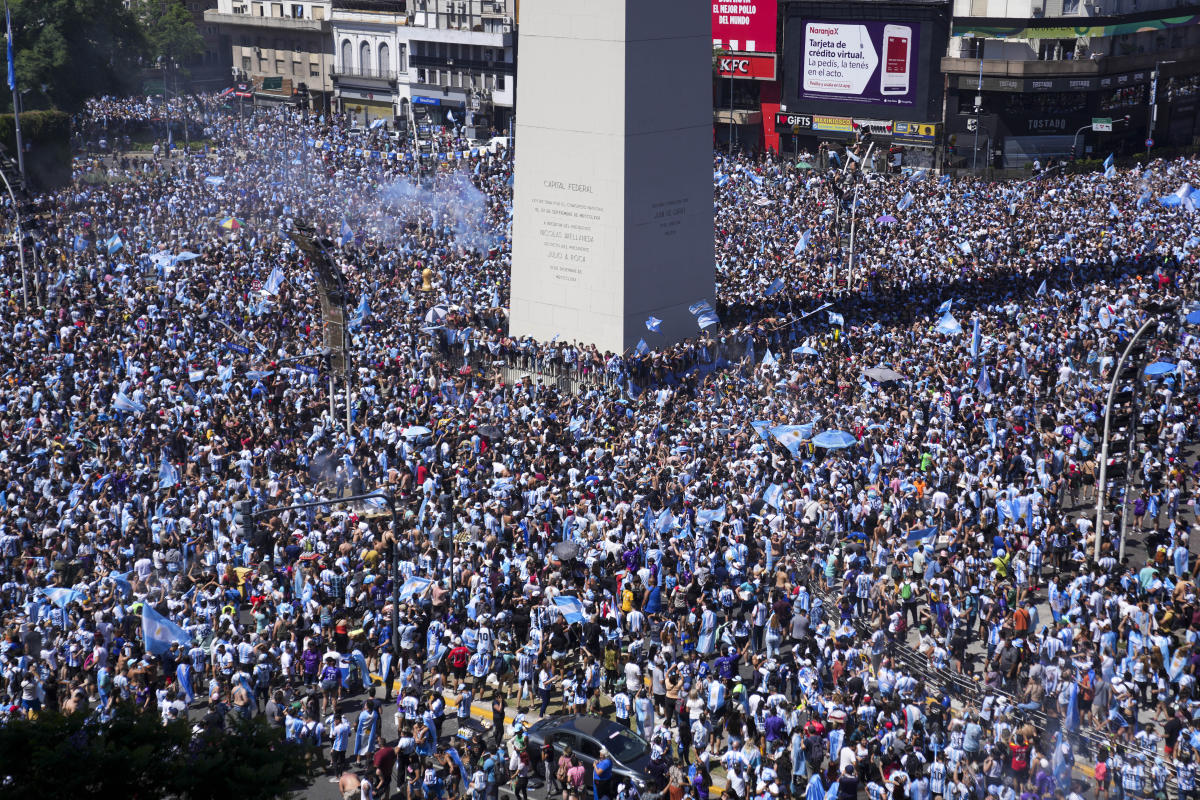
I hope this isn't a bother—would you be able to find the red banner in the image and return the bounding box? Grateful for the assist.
[712,1,777,54]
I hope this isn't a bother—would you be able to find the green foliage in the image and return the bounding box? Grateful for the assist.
[0,707,313,800]
[0,109,70,189]
[136,0,205,64]
[0,108,69,152]
[7,0,146,112]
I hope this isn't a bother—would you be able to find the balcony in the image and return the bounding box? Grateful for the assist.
[332,65,401,82]
[203,10,329,32]
[408,53,513,74]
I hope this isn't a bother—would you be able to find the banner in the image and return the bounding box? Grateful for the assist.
[801,20,921,107]
[713,1,778,53]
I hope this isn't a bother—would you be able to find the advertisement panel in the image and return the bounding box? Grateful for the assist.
[716,53,777,81]
[800,20,920,107]
[712,2,778,53]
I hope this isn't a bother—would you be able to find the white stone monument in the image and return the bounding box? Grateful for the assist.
[508,0,714,354]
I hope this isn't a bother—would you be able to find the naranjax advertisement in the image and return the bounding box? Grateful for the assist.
[801,20,920,106]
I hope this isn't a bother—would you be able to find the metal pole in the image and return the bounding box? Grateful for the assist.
[0,163,27,311]
[1147,64,1158,160]
[1071,124,1092,161]
[1093,315,1157,561]
[847,183,860,290]
[6,5,25,187]
[971,59,983,171]
[728,70,734,155]
[390,496,399,661]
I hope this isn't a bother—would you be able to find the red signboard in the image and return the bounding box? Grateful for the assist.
[716,53,777,81]
[712,1,777,54]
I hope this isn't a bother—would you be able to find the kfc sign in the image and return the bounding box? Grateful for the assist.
[716,53,777,81]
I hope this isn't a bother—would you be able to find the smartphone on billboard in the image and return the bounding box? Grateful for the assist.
[881,24,912,95]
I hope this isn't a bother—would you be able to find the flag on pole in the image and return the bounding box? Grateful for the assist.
[142,604,193,655]
[976,366,993,397]
[645,316,662,333]
[634,338,649,356]
[339,219,353,246]
[935,313,962,335]
[697,310,720,329]
[794,228,811,254]
[897,192,914,212]
[1103,153,1114,170]
[5,4,14,92]
[936,298,953,315]
[264,266,285,296]
[764,277,785,296]
[761,349,776,367]
[1036,279,1047,297]
[106,234,123,255]
[763,483,785,510]
[827,311,844,327]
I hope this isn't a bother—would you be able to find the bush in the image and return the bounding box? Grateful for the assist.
[0,110,72,190]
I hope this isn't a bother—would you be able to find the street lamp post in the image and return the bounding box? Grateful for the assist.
[971,58,984,171]
[1147,61,1176,159]
[1071,124,1094,161]
[1093,304,1177,561]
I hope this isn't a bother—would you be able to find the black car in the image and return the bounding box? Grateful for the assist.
[525,715,653,791]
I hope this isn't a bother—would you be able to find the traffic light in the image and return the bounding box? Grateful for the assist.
[233,499,256,543]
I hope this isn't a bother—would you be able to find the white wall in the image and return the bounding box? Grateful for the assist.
[509,0,713,353]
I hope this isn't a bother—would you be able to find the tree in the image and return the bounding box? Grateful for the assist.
[136,0,205,66]
[0,707,314,800]
[7,0,146,112]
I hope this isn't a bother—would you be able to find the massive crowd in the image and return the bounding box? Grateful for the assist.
[1,93,1199,800]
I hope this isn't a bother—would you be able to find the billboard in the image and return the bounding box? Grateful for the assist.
[781,3,948,125]
[712,2,778,54]
[800,21,920,107]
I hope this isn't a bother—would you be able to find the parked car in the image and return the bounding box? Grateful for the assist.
[524,715,652,790]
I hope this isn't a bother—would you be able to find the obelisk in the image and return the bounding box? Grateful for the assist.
[509,0,714,354]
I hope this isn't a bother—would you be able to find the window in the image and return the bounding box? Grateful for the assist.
[397,43,407,71]
[341,39,352,71]
[496,74,504,90]
[360,41,372,72]
[576,737,602,760]
[242,55,251,70]
[417,68,426,83]
[311,4,324,19]
[291,3,303,17]
[309,62,320,77]
[275,58,284,73]
[379,43,390,74]
[271,2,282,16]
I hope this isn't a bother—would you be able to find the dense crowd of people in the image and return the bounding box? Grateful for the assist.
[1,93,1200,800]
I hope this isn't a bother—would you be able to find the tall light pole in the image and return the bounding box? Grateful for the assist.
[1147,60,1175,160]
[1093,303,1177,562]
[971,58,984,171]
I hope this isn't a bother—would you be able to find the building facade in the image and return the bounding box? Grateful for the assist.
[328,0,515,138]
[332,0,407,124]
[205,0,335,110]
[942,0,1200,165]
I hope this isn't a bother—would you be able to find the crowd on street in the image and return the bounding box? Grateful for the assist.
[1,94,1200,800]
